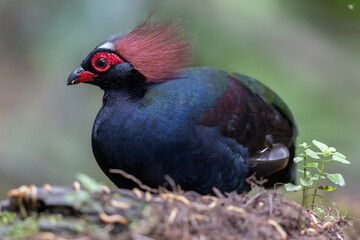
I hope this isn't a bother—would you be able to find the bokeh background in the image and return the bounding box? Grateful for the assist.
[0,0,359,202]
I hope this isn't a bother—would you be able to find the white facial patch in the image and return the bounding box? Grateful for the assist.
[98,42,115,50]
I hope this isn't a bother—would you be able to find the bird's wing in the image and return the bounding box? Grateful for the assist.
[200,71,297,177]
[231,72,297,134]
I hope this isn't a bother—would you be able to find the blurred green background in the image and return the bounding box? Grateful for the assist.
[0,0,359,199]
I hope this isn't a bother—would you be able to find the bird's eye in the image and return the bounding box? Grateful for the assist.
[95,58,108,69]
[92,53,111,72]
[91,52,123,72]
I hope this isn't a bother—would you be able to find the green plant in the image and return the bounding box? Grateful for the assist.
[285,140,350,210]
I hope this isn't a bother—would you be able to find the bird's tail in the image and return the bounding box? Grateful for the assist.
[263,143,296,188]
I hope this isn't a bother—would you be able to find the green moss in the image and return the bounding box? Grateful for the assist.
[76,173,103,192]
[0,211,17,225]
[65,190,92,205]
[129,218,140,228]
[7,216,39,240]
[39,214,63,223]
[73,222,86,233]
[112,193,123,199]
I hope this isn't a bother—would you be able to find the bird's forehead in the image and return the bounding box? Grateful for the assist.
[97,41,115,51]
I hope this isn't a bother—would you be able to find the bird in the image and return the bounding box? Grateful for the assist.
[67,17,297,195]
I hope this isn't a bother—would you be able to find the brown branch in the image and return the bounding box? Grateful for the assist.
[109,169,159,193]
[243,191,267,208]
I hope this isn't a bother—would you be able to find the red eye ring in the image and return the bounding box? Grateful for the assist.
[92,53,110,72]
[91,52,124,72]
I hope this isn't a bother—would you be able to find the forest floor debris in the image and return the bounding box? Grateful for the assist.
[0,175,351,239]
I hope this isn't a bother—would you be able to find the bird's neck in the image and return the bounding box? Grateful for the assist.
[102,89,140,107]
[100,68,149,98]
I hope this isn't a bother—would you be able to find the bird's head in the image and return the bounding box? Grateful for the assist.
[67,16,193,95]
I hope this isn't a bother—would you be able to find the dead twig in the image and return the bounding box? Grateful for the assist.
[321,221,334,230]
[160,192,190,206]
[212,187,225,198]
[99,212,128,225]
[109,169,158,193]
[269,194,273,217]
[168,207,179,225]
[164,175,182,193]
[245,174,268,189]
[207,201,217,209]
[301,228,319,236]
[29,185,37,205]
[132,188,143,199]
[192,214,209,222]
[18,196,27,219]
[268,219,287,240]
[243,191,267,208]
[145,191,152,202]
[102,185,111,194]
[110,199,131,209]
[227,205,247,215]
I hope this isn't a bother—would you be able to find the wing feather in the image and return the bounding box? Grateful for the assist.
[200,72,296,160]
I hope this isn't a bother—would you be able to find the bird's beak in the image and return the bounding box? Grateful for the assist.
[67,67,97,85]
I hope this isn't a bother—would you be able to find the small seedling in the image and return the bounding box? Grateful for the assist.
[285,140,350,210]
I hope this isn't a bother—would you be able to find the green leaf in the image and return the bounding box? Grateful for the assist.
[318,185,337,191]
[310,176,324,181]
[284,183,302,191]
[328,147,336,153]
[334,152,346,159]
[305,149,320,159]
[300,177,313,187]
[294,156,304,164]
[312,140,328,152]
[327,173,345,186]
[310,174,325,180]
[331,154,350,164]
[299,142,308,148]
[306,162,318,168]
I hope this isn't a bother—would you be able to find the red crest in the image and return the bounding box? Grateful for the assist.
[113,16,194,82]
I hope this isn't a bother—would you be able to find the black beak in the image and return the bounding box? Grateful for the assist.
[67,67,85,86]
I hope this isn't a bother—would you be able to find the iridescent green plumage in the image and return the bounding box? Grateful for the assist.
[231,72,297,135]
